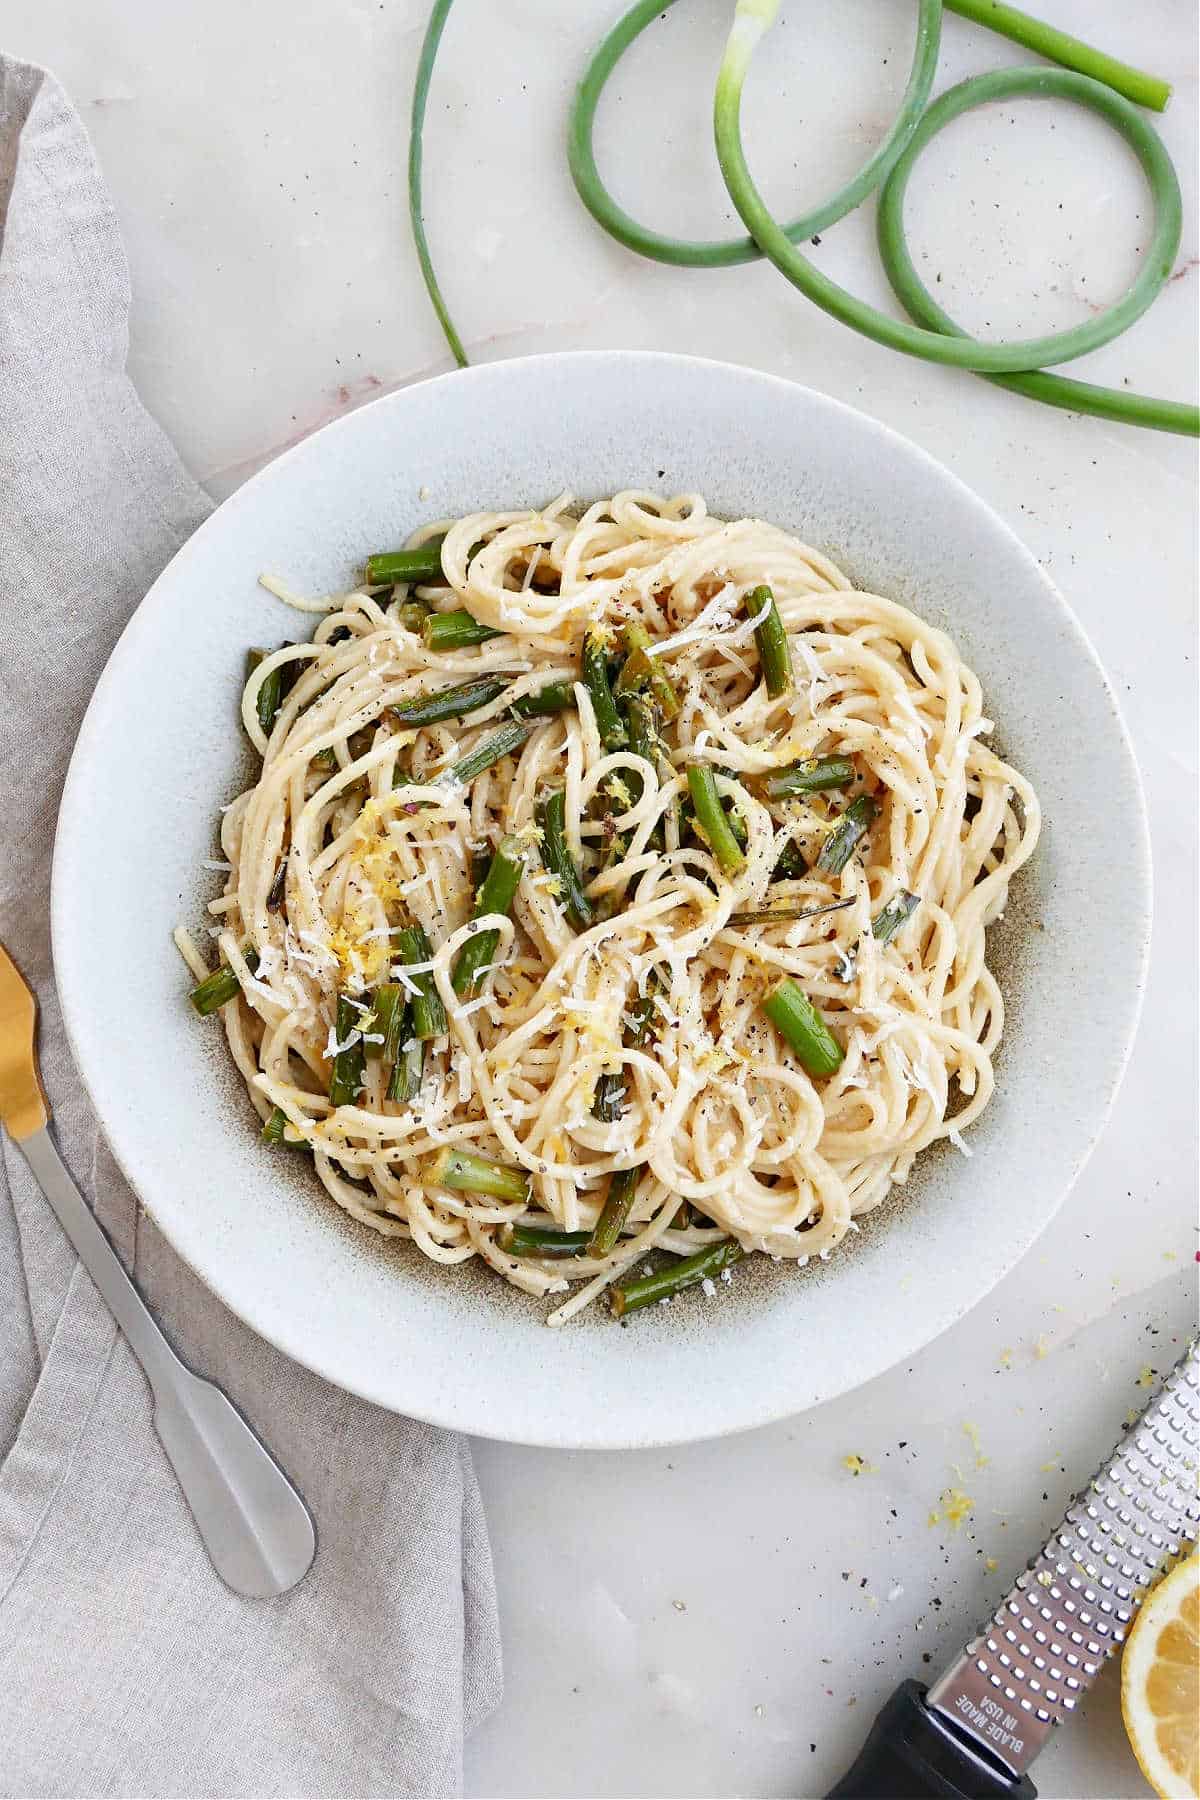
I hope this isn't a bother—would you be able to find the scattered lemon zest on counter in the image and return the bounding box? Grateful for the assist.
[928,1487,975,1531]
[998,1346,1013,1368]
[985,1557,999,1573]
[962,1420,990,1470]
[842,1454,875,1477]
[1136,1365,1156,1388]
[1033,1335,1051,1359]
[1039,1460,1059,1473]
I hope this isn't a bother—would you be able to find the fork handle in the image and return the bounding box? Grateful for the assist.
[16,1125,316,1598]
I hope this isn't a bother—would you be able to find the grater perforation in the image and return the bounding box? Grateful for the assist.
[926,1343,1199,1777]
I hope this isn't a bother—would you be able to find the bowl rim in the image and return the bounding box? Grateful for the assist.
[51,349,1152,1447]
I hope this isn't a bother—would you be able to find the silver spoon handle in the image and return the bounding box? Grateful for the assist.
[17,1126,316,1598]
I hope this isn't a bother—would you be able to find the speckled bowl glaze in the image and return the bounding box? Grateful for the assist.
[52,353,1150,1448]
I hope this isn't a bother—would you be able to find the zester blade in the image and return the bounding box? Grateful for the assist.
[925,1340,1200,1780]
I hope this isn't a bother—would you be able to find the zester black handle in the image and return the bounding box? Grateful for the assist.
[826,1681,1038,1800]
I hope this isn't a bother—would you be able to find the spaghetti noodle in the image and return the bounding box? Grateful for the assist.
[177,492,1040,1324]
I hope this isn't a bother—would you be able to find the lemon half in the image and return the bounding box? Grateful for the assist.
[1121,1551,1200,1799]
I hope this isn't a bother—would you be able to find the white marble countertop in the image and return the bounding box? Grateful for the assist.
[8,1,1197,1794]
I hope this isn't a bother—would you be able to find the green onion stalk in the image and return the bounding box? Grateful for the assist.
[498,1224,592,1257]
[761,978,843,1078]
[429,1147,529,1204]
[686,766,746,876]
[393,925,447,1039]
[712,2,1194,435]
[610,1238,744,1317]
[561,0,1194,436]
[452,835,532,994]
[365,539,447,586]
[423,608,502,651]
[536,790,594,931]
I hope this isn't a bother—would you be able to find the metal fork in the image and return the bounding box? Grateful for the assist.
[0,940,316,1598]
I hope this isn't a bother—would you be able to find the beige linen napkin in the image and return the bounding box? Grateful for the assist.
[0,55,501,1798]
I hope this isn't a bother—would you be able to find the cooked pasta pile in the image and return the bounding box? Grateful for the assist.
[176,491,1040,1324]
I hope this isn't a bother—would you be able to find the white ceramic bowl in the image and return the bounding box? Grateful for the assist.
[52,353,1149,1448]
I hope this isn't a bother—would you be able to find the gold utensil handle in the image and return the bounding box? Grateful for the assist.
[0,947,47,1140]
